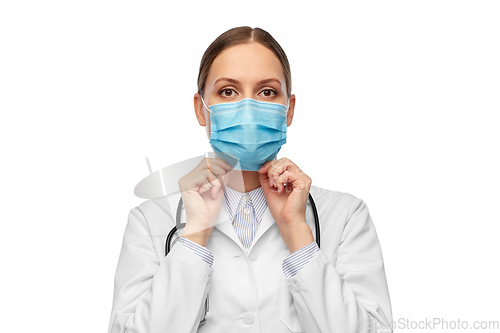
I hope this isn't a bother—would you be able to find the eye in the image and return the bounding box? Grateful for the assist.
[259,89,277,97]
[219,88,237,97]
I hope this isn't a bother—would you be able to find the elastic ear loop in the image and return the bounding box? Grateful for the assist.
[200,96,212,114]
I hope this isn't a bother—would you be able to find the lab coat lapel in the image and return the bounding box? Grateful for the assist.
[213,204,245,249]
[213,200,277,252]
[251,197,313,252]
[248,205,276,252]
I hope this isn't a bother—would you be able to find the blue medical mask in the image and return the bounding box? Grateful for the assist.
[201,97,289,171]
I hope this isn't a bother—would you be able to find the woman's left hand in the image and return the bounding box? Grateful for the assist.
[258,157,314,253]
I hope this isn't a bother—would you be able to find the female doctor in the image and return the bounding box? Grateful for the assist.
[108,26,393,333]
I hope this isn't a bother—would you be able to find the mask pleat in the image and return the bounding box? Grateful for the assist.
[209,98,288,171]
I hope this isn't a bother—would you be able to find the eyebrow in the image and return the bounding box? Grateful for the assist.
[257,78,282,86]
[213,77,282,86]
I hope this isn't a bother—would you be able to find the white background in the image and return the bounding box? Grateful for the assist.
[1,0,499,332]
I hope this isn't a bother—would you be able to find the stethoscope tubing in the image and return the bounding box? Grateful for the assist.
[164,192,319,328]
[166,193,320,256]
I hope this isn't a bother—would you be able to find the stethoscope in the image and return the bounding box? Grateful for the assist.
[163,192,320,327]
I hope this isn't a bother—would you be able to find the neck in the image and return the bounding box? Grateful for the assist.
[226,170,261,193]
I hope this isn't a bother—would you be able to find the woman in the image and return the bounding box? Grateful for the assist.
[108,26,393,333]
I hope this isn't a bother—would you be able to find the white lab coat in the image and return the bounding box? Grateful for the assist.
[108,185,393,333]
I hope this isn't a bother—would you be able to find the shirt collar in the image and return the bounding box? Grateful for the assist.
[222,185,268,224]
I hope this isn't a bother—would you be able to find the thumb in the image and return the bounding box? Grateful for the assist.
[259,169,273,193]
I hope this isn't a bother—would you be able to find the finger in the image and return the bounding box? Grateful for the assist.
[180,158,230,193]
[268,158,288,188]
[197,172,218,196]
[205,157,213,183]
[275,170,295,194]
[193,157,233,177]
[197,181,211,195]
[208,158,234,172]
[207,171,230,200]
[258,167,274,192]
[198,169,219,195]
[270,158,302,188]
[276,170,310,195]
[209,177,223,200]
[258,162,280,194]
[205,163,227,180]
[258,160,274,174]
[183,163,223,193]
[202,160,231,191]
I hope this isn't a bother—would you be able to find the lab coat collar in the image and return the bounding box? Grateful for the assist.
[221,185,267,225]
[215,187,276,253]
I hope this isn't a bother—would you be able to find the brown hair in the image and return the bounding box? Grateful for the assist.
[197,26,292,98]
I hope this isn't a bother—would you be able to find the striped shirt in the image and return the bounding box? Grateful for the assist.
[178,186,319,278]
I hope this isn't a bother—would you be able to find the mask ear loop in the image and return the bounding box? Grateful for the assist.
[200,96,212,114]
[200,95,212,143]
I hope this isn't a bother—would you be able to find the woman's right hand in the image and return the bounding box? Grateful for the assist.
[178,157,233,247]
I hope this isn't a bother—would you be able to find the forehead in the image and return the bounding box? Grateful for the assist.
[207,42,285,83]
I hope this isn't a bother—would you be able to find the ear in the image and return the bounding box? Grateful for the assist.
[194,93,207,126]
[286,94,296,127]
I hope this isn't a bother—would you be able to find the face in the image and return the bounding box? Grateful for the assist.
[194,42,296,139]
